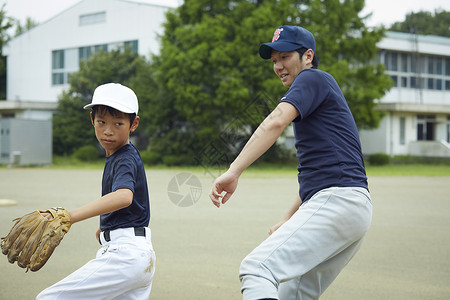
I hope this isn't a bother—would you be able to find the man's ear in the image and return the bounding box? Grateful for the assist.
[130,116,140,133]
[304,49,314,64]
[90,112,95,126]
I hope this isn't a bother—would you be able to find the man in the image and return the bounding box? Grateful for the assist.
[209,25,372,300]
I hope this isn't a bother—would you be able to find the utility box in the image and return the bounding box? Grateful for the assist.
[0,119,52,166]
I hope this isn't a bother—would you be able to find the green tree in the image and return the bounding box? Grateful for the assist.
[0,4,14,100]
[389,9,450,37]
[14,17,39,37]
[148,0,392,165]
[53,47,154,156]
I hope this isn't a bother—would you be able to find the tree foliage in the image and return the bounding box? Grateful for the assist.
[53,48,154,156]
[0,5,38,100]
[147,0,392,165]
[0,4,14,100]
[389,9,450,37]
[14,17,39,37]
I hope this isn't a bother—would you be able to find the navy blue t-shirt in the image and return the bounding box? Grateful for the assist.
[100,143,150,231]
[281,68,368,202]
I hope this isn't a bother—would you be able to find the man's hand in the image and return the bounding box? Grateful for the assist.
[209,170,240,208]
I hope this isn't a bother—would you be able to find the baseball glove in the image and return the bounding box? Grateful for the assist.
[1,207,72,272]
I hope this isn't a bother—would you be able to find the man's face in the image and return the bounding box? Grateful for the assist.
[271,50,311,88]
[91,109,139,156]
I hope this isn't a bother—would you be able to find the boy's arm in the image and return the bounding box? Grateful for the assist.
[69,188,133,224]
[209,102,299,207]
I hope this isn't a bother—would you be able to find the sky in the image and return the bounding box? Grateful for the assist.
[0,0,449,28]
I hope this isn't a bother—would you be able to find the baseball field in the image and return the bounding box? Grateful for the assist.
[0,167,449,299]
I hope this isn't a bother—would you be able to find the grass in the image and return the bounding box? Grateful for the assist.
[365,163,450,176]
[4,156,450,177]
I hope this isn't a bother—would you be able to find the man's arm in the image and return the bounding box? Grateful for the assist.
[210,102,299,207]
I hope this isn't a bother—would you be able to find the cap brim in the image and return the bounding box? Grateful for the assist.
[83,103,95,110]
[259,41,302,59]
[83,99,137,114]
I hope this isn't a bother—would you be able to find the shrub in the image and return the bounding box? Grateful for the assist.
[162,155,195,166]
[72,145,100,162]
[368,153,390,166]
[391,155,450,165]
[141,150,161,165]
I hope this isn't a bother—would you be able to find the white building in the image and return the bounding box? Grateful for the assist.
[359,31,450,157]
[3,0,178,107]
[1,0,449,162]
[0,0,178,164]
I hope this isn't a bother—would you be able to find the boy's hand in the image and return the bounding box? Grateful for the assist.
[41,212,53,220]
[96,228,101,241]
[269,220,286,235]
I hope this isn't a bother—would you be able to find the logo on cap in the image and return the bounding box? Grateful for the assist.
[272,28,284,42]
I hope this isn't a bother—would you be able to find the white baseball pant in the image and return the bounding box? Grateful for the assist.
[36,227,155,300]
[239,186,372,300]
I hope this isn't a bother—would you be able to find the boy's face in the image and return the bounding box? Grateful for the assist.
[271,49,313,88]
[91,109,139,156]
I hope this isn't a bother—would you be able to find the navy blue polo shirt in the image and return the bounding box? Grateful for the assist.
[280,68,368,202]
[100,143,150,231]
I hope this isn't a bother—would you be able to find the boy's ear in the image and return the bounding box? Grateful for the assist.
[130,116,140,133]
[90,112,94,126]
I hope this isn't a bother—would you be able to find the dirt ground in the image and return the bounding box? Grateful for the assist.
[0,168,449,300]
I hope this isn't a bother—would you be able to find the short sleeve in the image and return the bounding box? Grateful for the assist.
[111,156,137,193]
[280,69,329,120]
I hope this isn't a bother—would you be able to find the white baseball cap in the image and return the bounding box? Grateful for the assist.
[83,83,139,114]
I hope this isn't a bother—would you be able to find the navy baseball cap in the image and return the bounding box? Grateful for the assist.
[259,25,316,60]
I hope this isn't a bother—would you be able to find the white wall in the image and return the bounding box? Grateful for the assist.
[382,88,450,106]
[359,117,389,155]
[0,119,52,165]
[3,0,174,102]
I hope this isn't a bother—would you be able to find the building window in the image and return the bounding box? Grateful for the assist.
[79,44,108,61]
[124,40,138,52]
[427,78,434,90]
[401,77,408,87]
[399,117,405,145]
[51,41,138,86]
[52,50,65,85]
[446,58,450,76]
[436,57,442,75]
[417,115,435,141]
[385,52,398,71]
[52,50,64,69]
[411,54,417,73]
[411,77,426,89]
[52,73,64,85]
[381,51,449,90]
[391,75,398,87]
[447,116,450,143]
[400,53,408,72]
[420,77,426,89]
[109,40,139,53]
[428,56,435,74]
[411,77,416,88]
[79,12,106,26]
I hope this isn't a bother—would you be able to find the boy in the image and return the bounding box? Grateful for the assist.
[209,26,372,300]
[37,83,155,299]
